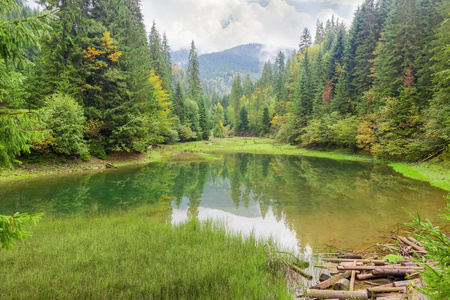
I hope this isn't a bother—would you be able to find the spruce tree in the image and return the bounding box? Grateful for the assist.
[148,21,169,90]
[373,0,421,99]
[231,74,242,134]
[314,20,325,45]
[198,97,209,140]
[425,2,450,150]
[187,40,202,100]
[299,28,312,53]
[161,33,173,93]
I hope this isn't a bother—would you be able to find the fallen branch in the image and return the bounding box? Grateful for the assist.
[410,149,444,165]
[281,259,313,280]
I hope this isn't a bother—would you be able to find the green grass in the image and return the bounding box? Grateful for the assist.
[389,162,450,191]
[162,137,376,163]
[0,203,291,299]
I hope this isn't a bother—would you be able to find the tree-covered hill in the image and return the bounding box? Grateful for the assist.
[199,43,264,80]
[173,44,280,94]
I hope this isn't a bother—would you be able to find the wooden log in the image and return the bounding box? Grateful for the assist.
[290,264,313,280]
[333,279,350,291]
[367,286,406,295]
[367,286,406,296]
[408,236,418,243]
[402,262,420,267]
[404,245,413,253]
[313,271,352,290]
[397,260,413,264]
[393,280,413,287]
[363,281,380,286]
[357,273,385,280]
[306,289,368,300]
[349,261,356,292]
[372,269,416,276]
[371,283,394,289]
[376,295,403,300]
[322,258,386,265]
[338,252,362,259]
[397,236,427,253]
[338,265,423,271]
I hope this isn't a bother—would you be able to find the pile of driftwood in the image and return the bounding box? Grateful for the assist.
[303,235,428,300]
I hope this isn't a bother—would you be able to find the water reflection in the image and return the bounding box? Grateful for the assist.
[0,153,447,250]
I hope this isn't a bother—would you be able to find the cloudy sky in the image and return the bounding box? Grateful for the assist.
[140,0,364,53]
[27,0,365,54]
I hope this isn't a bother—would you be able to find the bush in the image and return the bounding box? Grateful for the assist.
[45,93,88,158]
[164,129,180,144]
[213,124,224,138]
[88,140,106,160]
[178,125,198,142]
[329,116,359,150]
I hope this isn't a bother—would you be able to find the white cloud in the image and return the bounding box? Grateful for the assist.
[141,0,311,53]
[290,0,363,5]
[316,8,352,27]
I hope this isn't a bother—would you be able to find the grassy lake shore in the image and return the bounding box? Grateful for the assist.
[2,137,448,191]
[0,204,292,299]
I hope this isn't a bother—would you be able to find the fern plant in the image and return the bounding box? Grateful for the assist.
[406,196,450,299]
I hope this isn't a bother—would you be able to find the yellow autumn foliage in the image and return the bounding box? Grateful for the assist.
[83,31,122,64]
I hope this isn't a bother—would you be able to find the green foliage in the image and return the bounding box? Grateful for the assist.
[88,140,106,160]
[406,197,450,299]
[178,124,198,142]
[0,111,44,169]
[44,93,88,157]
[425,7,450,151]
[187,41,202,99]
[0,212,43,249]
[230,73,242,133]
[164,130,180,144]
[198,98,209,140]
[0,0,56,68]
[383,254,404,264]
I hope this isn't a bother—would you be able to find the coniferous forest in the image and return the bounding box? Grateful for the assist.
[1,0,449,168]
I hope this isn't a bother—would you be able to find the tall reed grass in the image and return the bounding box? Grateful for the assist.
[0,203,291,299]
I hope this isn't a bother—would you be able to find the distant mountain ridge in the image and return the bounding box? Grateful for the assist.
[198,43,264,80]
[171,43,292,94]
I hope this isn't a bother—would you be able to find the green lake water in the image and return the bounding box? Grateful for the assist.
[0,153,447,251]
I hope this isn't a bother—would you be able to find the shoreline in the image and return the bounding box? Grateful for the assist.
[1,137,449,191]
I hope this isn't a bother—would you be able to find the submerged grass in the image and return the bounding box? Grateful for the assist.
[389,162,450,191]
[0,203,291,299]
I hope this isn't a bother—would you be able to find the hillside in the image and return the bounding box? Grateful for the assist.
[172,43,266,94]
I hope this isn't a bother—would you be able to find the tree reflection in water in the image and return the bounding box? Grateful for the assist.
[0,153,446,250]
